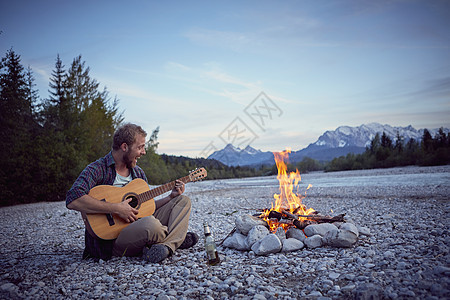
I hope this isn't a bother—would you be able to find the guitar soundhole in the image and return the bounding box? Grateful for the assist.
[125,193,139,209]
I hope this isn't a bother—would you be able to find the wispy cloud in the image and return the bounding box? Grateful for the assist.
[405,76,450,99]
[184,27,255,52]
[162,60,265,105]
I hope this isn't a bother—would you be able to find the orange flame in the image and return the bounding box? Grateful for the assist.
[261,148,315,231]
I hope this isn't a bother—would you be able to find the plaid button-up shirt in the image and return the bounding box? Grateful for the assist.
[66,151,148,206]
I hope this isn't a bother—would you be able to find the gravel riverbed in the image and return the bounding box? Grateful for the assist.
[0,165,449,299]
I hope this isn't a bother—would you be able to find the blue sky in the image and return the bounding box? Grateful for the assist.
[1,0,449,157]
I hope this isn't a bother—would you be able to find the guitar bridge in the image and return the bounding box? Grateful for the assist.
[106,213,115,226]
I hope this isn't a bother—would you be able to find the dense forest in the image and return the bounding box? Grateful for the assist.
[0,50,123,206]
[0,49,448,206]
[325,130,450,172]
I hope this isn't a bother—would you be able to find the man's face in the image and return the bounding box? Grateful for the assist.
[124,134,146,169]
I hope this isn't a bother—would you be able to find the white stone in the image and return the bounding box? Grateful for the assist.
[246,225,270,247]
[340,223,359,237]
[286,228,306,242]
[304,223,338,237]
[251,234,282,255]
[275,227,286,241]
[329,272,341,279]
[282,238,304,252]
[235,214,268,235]
[223,232,249,250]
[1,282,17,292]
[323,228,358,248]
[357,226,372,236]
[304,235,323,248]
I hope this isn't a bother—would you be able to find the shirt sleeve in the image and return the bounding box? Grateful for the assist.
[66,162,104,207]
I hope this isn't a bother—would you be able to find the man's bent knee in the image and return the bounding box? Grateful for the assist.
[173,195,191,207]
[140,216,168,242]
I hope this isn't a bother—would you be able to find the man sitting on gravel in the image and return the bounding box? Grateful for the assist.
[66,123,198,263]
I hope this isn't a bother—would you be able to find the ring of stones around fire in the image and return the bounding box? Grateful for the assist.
[223,214,371,255]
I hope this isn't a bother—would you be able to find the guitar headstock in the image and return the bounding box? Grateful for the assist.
[189,167,207,182]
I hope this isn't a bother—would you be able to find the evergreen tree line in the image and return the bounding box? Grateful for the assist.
[0,49,122,206]
[325,130,450,172]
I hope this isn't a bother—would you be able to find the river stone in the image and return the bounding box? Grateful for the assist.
[223,232,249,250]
[304,235,323,248]
[323,228,358,248]
[354,283,383,300]
[304,223,338,237]
[286,228,306,242]
[340,223,359,237]
[275,227,286,241]
[235,214,268,235]
[357,226,372,237]
[282,238,304,252]
[246,225,270,247]
[251,234,282,255]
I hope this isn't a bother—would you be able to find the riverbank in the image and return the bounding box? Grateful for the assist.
[1,165,449,299]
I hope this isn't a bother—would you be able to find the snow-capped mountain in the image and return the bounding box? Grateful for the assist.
[207,123,449,166]
[311,123,426,148]
[288,123,442,162]
[207,144,273,167]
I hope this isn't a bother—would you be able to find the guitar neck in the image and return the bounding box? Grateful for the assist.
[139,175,191,202]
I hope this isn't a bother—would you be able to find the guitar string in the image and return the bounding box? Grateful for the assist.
[137,176,191,203]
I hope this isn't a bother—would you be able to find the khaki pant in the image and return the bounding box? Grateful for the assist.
[112,195,191,257]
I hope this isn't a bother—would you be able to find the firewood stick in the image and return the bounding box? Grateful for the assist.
[278,219,293,225]
[296,214,325,218]
[296,214,345,222]
[218,227,236,246]
[296,214,332,219]
[292,205,318,215]
[282,210,299,220]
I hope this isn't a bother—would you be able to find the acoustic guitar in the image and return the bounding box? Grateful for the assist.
[82,167,207,240]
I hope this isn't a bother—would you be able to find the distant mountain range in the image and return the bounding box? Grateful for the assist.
[207,123,449,166]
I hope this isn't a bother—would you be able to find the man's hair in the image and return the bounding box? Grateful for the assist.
[112,123,147,150]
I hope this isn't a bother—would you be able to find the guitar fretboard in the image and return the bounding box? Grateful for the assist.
[138,175,191,202]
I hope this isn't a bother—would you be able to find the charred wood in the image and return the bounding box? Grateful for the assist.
[293,219,315,229]
[268,210,283,220]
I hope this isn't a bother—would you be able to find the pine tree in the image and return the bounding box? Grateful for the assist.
[381,132,393,149]
[0,49,30,126]
[421,129,433,152]
[64,55,123,164]
[394,131,404,153]
[369,133,381,154]
[44,54,67,129]
[0,49,40,205]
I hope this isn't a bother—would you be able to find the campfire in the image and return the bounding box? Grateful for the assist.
[259,149,344,232]
[223,149,361,255]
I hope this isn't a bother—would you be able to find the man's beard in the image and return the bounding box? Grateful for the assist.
[123,151,135,169]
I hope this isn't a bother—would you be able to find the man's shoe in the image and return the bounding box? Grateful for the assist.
[178,232,199,249]
[143,244,171,263]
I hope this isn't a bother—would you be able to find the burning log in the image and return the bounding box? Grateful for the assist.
[292,205,318,215]
[282,210,345,223]
[296,213,346,223]
[278,219,294,226]
[282,210,299,220]
[268,210,283,220]
[293,219,315,230]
